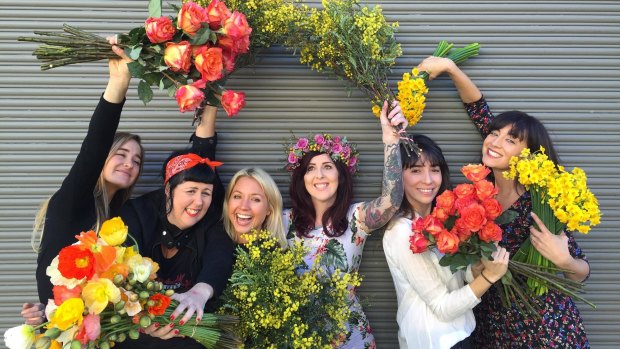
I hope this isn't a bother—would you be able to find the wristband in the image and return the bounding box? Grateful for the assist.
[480,270,495,285]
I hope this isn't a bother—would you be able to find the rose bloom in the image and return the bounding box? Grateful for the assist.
[422,215,444,236]
[206,0,231,30]
[459,203,488,232]
[194,46,224,82]
[478,222,503,243]
[435,190,456,213]
[296,138,309,149]
[177,1,209,35]
[474,179,498,201]
[175,84,205,112]
[164,41,192,73]
[287,152,298,164]
[221,49,236,72]
[482,197,503,220]
[433,207,450,222]
[453,218,473,241]
[461,164,491,182]
[454,195,477,211]
[409,232,430,253]
[221,90,246,117]
[411,217,425,234]
[435,230,460,254]
[453,183,476,199]
[217,35,250,55]
[145,16,176,43]
[219,11,251,53]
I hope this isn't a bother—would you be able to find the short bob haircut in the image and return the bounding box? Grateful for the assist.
[289,151,353,238]
[487,110,560,165]
[223,167,286,248]
[398,134,450,217]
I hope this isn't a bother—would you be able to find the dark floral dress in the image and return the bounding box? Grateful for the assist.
[465,97,590,348]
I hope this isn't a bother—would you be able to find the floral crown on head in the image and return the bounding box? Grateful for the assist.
[285,133,360,174]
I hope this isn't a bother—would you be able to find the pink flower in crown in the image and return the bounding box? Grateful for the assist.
[314,134,325,145]
[295,138,309,150]
[333,136,342,143]
[341,145,351,158]
[348,156,358,167]
[332,142,343,154]
[288,152,298,164]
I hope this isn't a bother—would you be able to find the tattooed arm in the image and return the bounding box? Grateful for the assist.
[357,101,405,233]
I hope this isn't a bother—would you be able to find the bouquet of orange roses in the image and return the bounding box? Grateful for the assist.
[3,217,239,349]
[18,0,251,117]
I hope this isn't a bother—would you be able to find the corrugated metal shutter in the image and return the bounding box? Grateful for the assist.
[0,1,618,348]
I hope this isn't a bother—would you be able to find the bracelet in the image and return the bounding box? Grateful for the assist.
[480,270,494,285]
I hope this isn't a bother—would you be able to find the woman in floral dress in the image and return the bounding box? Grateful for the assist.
[282,101,406,348]
[416,56,590,348]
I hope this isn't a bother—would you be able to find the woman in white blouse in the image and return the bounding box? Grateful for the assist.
[383,134,509,349]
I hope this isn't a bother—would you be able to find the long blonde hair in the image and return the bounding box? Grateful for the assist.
[223,168,286,248]
[32,132,144,251]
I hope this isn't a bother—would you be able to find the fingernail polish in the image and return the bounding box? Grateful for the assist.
[196,318,201,323]
[174,329,179,335]
[169,323,175,328]
[154,323,160,328]
[179,320,185,326]
[170,315,175,321]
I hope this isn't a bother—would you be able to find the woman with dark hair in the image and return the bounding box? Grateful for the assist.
[417,56,590,348]
[114,104,234,348]
[383,134,509,349]
[283,101,407,348]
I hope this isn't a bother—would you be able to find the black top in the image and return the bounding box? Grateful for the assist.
[119,132,234,304]
[36,96,125,304]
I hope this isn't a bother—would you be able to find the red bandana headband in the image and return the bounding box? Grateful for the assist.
[164,153,223,184]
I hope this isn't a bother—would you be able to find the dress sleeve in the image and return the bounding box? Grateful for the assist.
[566,231,590,281]
[196,222,235,298]
[464,95,494,138]
[383,219,480,321]
[189,133,217,159]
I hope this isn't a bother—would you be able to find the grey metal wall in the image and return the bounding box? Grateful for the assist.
[1,1,618,348]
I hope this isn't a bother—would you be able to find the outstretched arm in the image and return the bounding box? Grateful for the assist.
[356,101,405,233]
[417,56,482,103]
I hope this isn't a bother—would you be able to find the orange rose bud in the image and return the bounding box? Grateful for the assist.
[474,179,498,201]
[453,183,476,199]
[175,84,205,112]
[459,203,488,232]
[221,49,236,73]
[206,0,231,30]
[409,232,430,254]
[478,222,503,243]
[422,215,444,236]
[164,41,192,73]
[220,11,251,53]
[435,190,456,214]
[411,217,425,234]
[221,90,246,117]
[482,198,503,220]
[145,16,176,43]
[461,164,491,182]
[435,230,460,254]
[194,46,224,82]
[177,1,209,35]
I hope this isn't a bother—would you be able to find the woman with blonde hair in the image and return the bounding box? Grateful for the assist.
[223,167,286,248]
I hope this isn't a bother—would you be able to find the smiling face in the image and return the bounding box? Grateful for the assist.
[303,153,340,207]
[403,157,443,216]
[482,125,527,170]
[166,181,213,230]
[227,176,270,243]
[102,139,142,192]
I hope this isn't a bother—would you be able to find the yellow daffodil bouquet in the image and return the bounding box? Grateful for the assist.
[220,230,361,348]
[3,217,239,349]
[504,147,601,298]
[287,0,480,153]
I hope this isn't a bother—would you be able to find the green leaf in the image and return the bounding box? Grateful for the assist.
[167,85,178,98]
[128,46,143,60]
[495,209,518,225]
[138,80,153,105]
[160,77,174,89]
[190,27,212,46]
[127,27,146,46]
[127,61,146,79]
[444,215,457,231]
[320,240,349,271]
[148,0,162,18]
[142,72,160,86]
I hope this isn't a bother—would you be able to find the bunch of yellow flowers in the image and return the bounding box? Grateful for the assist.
[220,230,360,348]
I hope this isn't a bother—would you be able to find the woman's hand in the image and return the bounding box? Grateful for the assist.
[481,246,510,282]
[416,56,457,81]
[529,212,572,267]
[103,36,132,103]
[21,302,45,326]
[169,283,214,326]
[143,321,180,340]
[379,100,407,145]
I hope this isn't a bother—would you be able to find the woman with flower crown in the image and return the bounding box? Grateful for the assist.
[382,134,509,349]
[283,101,406,348]
[416,56,590,348]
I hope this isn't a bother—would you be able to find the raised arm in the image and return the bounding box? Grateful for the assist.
[356,101,405,233]
[416,56,482,103]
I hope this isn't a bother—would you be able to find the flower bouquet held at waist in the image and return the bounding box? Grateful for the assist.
[219,230,361,349]
[17,0,252,117]
[409,164,592,318]
[3,217,239,349]
[287,0,480,154]
[504,147,600,299]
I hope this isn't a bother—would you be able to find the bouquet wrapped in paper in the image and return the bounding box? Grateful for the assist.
[3,217,239,349]
[18,0,253,117]
[219,230,361,348]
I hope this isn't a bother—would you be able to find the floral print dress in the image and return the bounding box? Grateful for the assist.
[284,203,376,349]
[466,97,590,348]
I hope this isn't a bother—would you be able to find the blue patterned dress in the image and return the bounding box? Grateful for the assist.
[465,97,590,348]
